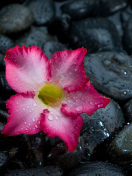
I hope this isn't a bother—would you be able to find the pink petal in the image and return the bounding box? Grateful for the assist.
[5,46,51,93]
[1,93,45,136]
[61,81,110,116]
[41,108,83,151]
[50,48,88,92]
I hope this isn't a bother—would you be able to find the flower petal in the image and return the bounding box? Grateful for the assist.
[61,81,110,116]
[50,48,88,92]
[1,93,45,136]
[5,46,51,93]
[41,108,83,151]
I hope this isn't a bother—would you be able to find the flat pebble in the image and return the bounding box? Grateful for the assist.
[0,4,34,34]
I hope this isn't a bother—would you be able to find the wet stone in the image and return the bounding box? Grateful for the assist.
[26,0,55,25]
[47,143,84,169]
[67,18,123,54]
[123,17,132,55]
[43,40,68,60]
[48,14,71,43]
[124,98,132,122]
[84,52,132,100]
[68,161,126,176]
[0,151,8,168]
[0,34,15,54]
[120,6,132,28]
[0,71,16,100]
[61,0,128,20]
[0,53,5,69]
[107,123,132,165]
[80,99,124,159]
[15,26,53,48]
[4,165,63,176]
[0,4,34,35]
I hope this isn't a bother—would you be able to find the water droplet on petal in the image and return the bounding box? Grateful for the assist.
[23,108,25,110]
[33,102,37,107]
[48,114,54,121]
[32,118,36,122]
[24,122,27,124]
[55,115,59,120]
[89,101,94,105]
[27,106,29,108]
[76,106,82,111]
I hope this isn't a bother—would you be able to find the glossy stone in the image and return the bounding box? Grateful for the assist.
[61,0,128,20]
[0,4,34,34]
[68,161,126,176]
[26,0,55,25]
[67,18,123,53]
[108,123,132,164]
[84,52,132,100]
[15,26,53,48]
[0,54,5,69]
[80,99,124,159]
[123,17,132,55]
[4,166,63,176]
[47,143,83,169]
[43,40,68,59]
[124,98,132,122]
[0,34,15,54]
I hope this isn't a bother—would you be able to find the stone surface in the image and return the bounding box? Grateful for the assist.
[123,17,132,55]
[15,26,53,48]
[43,40,68,59]
[67,18,123,54]
[84,52,132,100]
[0,4,34,34]
[0,54,5,69]
[47,143,83,169]
[26,0,55,25]
[124,98,132,122]
[4,166,63,176]
[107,123,132,165]
[68,161,126,176]
[61,0,128,20]
[80,99,124,159]
[0,34,15,54]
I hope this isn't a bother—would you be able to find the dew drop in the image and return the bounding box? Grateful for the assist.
[32,118,36,122]
[27,106,29,109]
[33,102,37,107]
[23,108,25,111]
[35,125,38,128]
[48,114,54,121]
[76,106,82,111]
[24,122,27,124]
[55,115,59,120]
[89,101,94,105]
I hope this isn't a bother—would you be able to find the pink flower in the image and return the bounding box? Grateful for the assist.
[2,46,110,151]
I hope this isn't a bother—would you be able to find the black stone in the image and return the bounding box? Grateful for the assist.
[123,17,132,55]
[0,53,5,70]
[0,4,34,35]
[15,26,53,48]
[0,151,8,168]
[26,0,55,25]
[108,123,132,165]
[67,18,123,54]
[61,0,128,20]
[124,98,132,122]
[47,143,83,169]
[84,52,132,100]
[68,161,126,176]
[0,34,15,54]
[4,166,63,176]
[43,40,68,59]
[0,71,16,100]
[80,99,124,159]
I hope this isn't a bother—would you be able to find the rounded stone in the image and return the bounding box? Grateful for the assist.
[0,34,15,54]
[108,123,132,165]
[15,26,53,48]
[43,40,68,59]
[26,0,55,25]
[67,18,123,54]
[84,52,132,100]
[0,4,34,34]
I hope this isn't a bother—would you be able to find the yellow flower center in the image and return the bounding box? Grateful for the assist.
[37,82,65,107]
